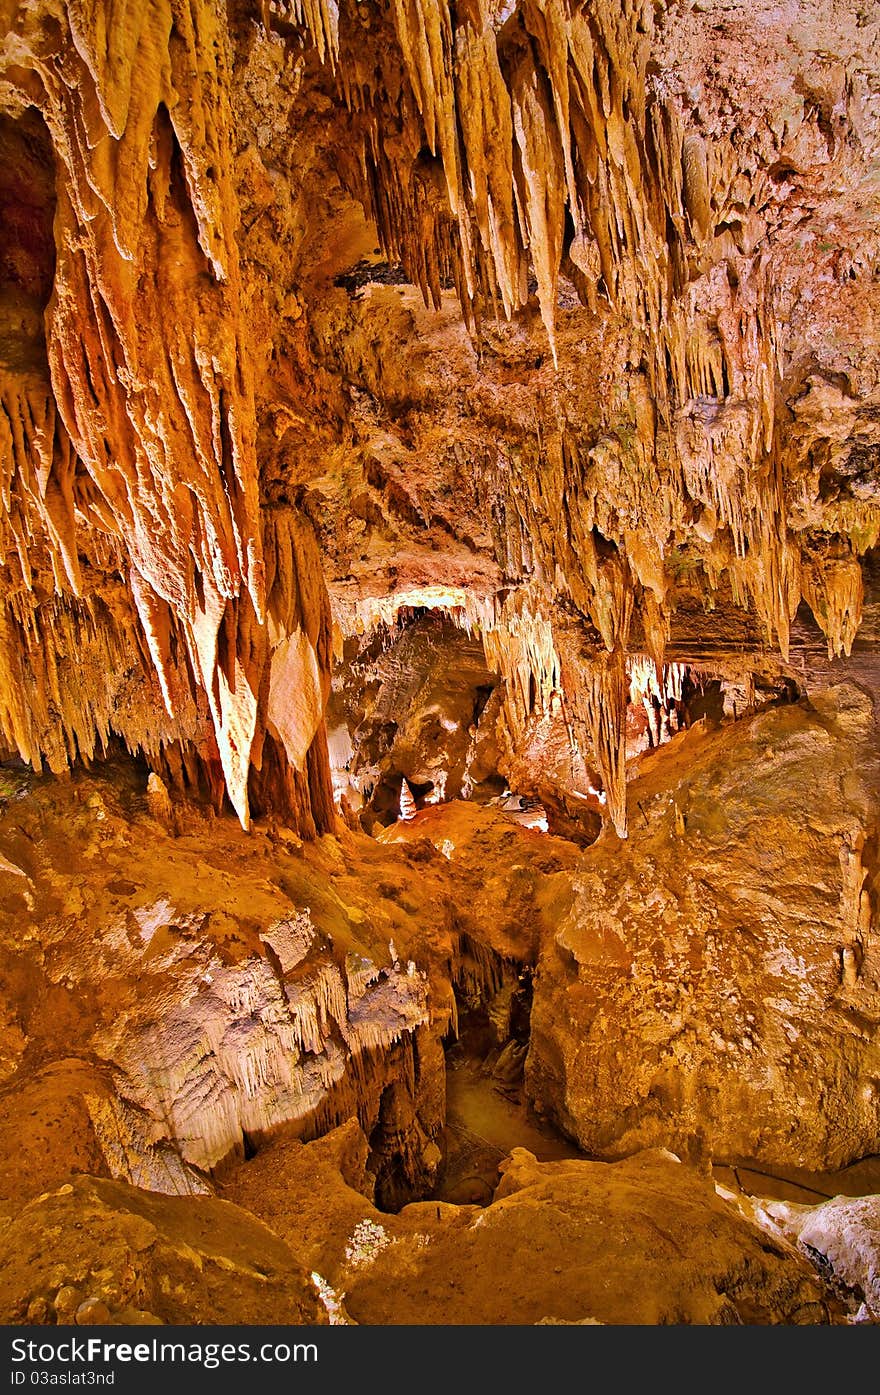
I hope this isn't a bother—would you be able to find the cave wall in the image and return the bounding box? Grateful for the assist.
[1,0,880,1330]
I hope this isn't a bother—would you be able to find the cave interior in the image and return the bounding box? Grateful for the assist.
[0,0,879,1328]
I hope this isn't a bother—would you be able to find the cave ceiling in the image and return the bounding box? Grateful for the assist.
[0,0,878,839]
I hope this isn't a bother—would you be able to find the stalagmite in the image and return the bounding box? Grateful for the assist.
[145,772,175,828]
[399,778,417,821]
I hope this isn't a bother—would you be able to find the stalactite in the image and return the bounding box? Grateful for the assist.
[583,649,629,839]
[481,585,562,737]
[638,590,671,672]
[0,586,198,774]
[296,0,878,697]
[452,930,518,1005]
[554,611,629,837]
[3,0,877,845]
[802,549,864,660]
[509,50,565,365]
[0,379,82,595]
[628,653,690,749]
[455,0,521,319]
[93,920,433,1178]
[0,0,336,836]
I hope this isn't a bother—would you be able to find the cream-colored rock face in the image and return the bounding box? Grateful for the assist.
[761,1192,880,1320]
[0,766,465,1203]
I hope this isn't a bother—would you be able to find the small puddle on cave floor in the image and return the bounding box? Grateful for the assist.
[431,991,585,1206]
[433,1055,586,1206]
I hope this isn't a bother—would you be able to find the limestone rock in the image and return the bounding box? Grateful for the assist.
[527,684,880,1169]
[761,1193,880,1320]
[0,0,879,1329]
[1,0,879,839]
[0,1175,324,1325]
[222,1123,833,1325]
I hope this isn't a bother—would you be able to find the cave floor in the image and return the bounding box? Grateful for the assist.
[434,1055,585,1205]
